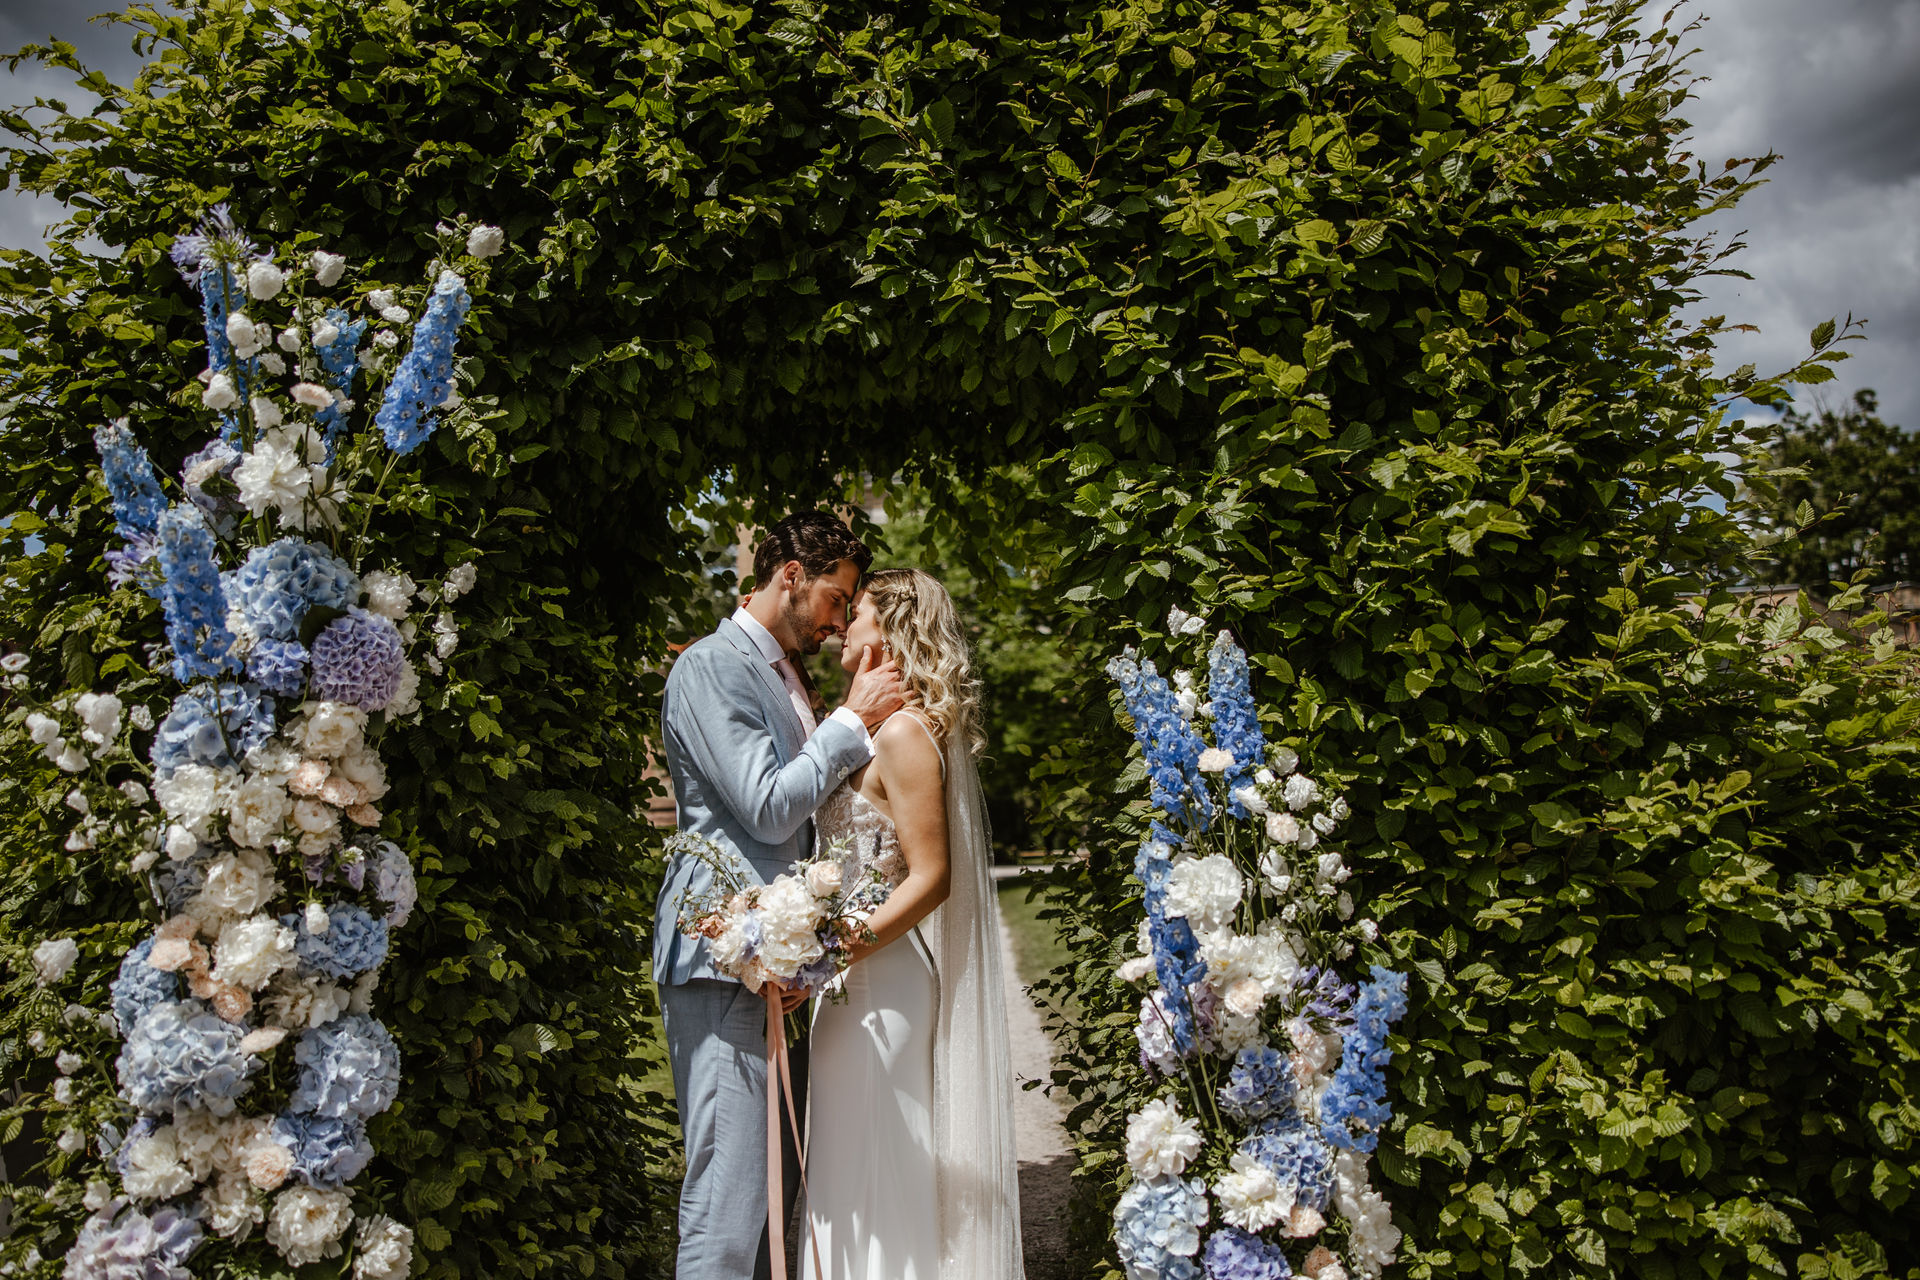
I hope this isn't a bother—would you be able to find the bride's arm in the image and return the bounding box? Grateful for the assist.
[844,716,950,964]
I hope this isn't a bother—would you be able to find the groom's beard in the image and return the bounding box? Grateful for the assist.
[782,596,826,655]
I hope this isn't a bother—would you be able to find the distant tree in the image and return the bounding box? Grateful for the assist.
[1752,390,1920,584]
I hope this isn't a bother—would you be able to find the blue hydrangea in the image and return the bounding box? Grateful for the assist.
[285,904,389,979]
[1321,966,1409,1153]
[158,846,214,916]
[111,937,181,1036]
[314,308,367,455]
[272,1112,373,1189]
[1114,1175,1209,1280]
[227,537,360,642]
[156,507,242,682]
[93,422,169,543]
[289,1013,400,1120]
[1219,1047,1296,1125]
[65,1198,203,1280]
[1201,1227,1291,1280]
[246,637,310,698]
[374,842,417,928]
[1240,1115,1333,1214]
[112,1116,159,1182]
[376,270,472,454]
[115,999,258,1116]
[1110,654,1213,832]
[1207,634,1266,817]
[309,608,405,709]
[150,683,275,777]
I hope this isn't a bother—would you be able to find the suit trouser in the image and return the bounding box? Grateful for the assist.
[660,976,807,1280]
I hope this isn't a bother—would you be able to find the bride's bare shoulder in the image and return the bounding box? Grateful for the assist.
[873,712,943,778]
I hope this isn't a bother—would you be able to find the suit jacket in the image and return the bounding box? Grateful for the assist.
[652,616,870,985]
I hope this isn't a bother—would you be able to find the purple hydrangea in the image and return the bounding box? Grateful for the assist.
[1219,1046,1295,1125]
[1240,1116,1333,1214]
[375,270,472,454]
[1321,966,1409,1153]
[285,904,389,979]
[272,1112,373,1189]
[63,1198,203,1280]
[1114,1175,1209,1280]
[150,683,275,777]
[308,608,405,709]
[227,538,360,642]
[1201,1227,1291,1280]
[289,1014,400,1120]
[245,637,310,698]
[110,936,181,1036]
[114,999,259,1116]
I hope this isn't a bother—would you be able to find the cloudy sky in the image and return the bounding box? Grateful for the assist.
[4,1,1917,428]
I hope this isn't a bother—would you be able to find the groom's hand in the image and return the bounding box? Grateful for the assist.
[843,644,910,731]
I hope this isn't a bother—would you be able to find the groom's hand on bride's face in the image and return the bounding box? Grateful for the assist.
[843,644,910,731]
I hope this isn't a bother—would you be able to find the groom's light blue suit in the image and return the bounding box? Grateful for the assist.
[655,615,871,1280]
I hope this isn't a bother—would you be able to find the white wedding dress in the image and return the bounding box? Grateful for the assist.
[805,714,1025,1280]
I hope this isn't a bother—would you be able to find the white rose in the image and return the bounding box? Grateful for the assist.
[25,711,60,744]
[443,562,478,599]
[226,310,259,353]
[75,691,122,744]
[1283,773,1319,811]
[266,1185,353,1267]
[246,261,287,300]
[311,318,340,347]
[804,860,844,897]
[211,915,295,992]
[165,823,201,861]
[31,937,79,986]
[155,764,234,832]
[1224,976,1266,1018]
[465,224,505,258]
[367,289,396,311]
[203,372,239,411]
[334,746,389,802]
[250,395,285,431]
[1125,1096,1204,1179]
[379,304,410,324]
[309,250,347,287]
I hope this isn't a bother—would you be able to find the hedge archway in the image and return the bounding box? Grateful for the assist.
[4,2,1915,1278]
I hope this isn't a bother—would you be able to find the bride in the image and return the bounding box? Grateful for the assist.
[804,568,1025,1280]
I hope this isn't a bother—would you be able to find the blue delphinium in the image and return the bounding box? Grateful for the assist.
[150,683,275,777]
[1219,1046,1296,1125]
[1241,1114,1334,1213]
[110,937,181,1036]
[66,1198,203,1280]
[289,1013,401,1120]
[314,308,368,455]
[309,608,406,709]
[1201,1227,1292,1280]
[246,637,310,698]
[115,1000,258,1116]
[227,537,360,641]
[1134,827,1205,1057]
[1108,652,1213,831]
[1114,1175,1209,1280]
[272,1112,374,1189]
[1321,965,1409,1153]
[155,507,242,682]
[92,422,169,543]
[285,904,390,979]
[376,270,472,454]
[1207,634,1266,817]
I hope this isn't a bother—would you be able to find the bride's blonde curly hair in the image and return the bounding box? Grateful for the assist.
[862,568,985,758]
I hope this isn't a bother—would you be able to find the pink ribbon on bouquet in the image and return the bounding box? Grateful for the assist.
[765,986,824,1280]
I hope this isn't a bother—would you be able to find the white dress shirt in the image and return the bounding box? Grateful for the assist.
[731,607,874,755]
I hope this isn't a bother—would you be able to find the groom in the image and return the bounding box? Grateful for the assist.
[654,511,907,1280]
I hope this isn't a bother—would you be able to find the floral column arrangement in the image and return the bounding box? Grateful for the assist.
[1108,612,1410,1280]
[7,208,504,1279]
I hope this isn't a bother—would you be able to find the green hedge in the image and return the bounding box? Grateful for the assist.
[4,1,1916,1277]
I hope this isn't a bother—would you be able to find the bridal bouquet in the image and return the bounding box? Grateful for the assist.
[1107,614,1409,1280]
[6,204,501,1278]
[674,833,885,998]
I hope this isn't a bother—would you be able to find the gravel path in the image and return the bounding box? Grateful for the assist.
[1001,916,1073,1280]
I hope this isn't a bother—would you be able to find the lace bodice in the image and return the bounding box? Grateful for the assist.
[815,783,909,892]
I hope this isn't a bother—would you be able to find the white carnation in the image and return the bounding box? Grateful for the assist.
[1283,773,1320,812]
[266,1185,353,1268]
[259,351,287,376]
[1197,746,1234,773]
[212,915,295,992]
[1165,854,1242,931]
[352,1214,415,1280]
[203,372,239,411]
[264,973,350,1030]
[250,395,284,431]
[362,570,417,620]
[1266,811,1301,846]
[366,289,395,311]
[291,381,333,410]
[309,250,347,287]
[75,691,122,744]
[226,310,260,355]
[246,261,287,300]
[443,562,478,599]
[465,224,505,258]
[1125,1096,1203,1179]
[32,937,79,986]
[1214,1151,1289,1231]
[1271,746,1300,773]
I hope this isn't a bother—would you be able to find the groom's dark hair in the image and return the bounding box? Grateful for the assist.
[753,511,872,588]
